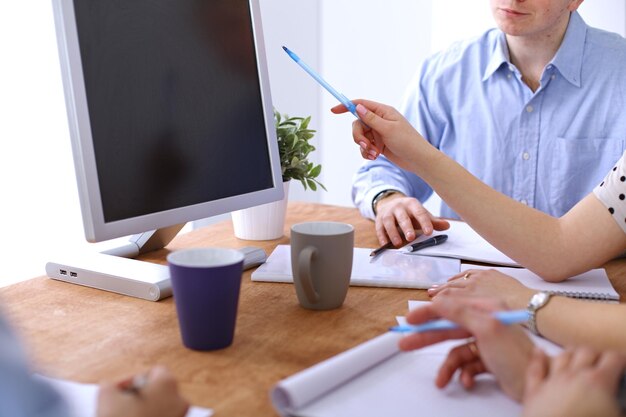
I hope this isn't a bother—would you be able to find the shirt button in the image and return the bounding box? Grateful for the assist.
[551,75,556,80]
[507,73,512,79]
[521,199,528,205]
[522,152,530,160]
[526,105,534,113]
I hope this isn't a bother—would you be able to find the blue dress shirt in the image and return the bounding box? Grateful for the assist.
[0,312,69,417]
[353,12,626,220]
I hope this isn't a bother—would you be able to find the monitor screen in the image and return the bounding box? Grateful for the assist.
[53,0,283,242]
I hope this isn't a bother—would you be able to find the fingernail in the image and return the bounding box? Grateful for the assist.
[359,141,367,150]
[356,104,367,116]
[368,150,378,158]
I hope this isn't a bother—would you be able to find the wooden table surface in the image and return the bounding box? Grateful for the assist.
[3,202,626,416]
[0,202,434,417]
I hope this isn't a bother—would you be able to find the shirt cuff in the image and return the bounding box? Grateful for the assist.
[361,186,404,220]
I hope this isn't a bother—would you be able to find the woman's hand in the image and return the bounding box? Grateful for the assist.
[331,100,439,173]
[399,295,535,401]
[428,269,535,310]
[522,348,625,417]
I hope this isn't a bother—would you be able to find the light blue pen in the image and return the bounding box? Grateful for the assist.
[389,309,530,333]
[283,46,359,119]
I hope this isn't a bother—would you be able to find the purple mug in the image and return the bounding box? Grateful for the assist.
[167,248,244,350]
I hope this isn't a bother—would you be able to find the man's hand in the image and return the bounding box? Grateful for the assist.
[375,194,449,246]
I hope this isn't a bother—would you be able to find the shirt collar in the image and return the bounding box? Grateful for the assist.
[482,11,587,87]
[550,11,586,88]
[482,31,510,82]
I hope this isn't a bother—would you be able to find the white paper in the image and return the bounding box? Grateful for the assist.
[403,221,520,267]
[460,265,619,301]
[252,245,460,289]
[272,332,403,416]
[271,300,565,417]
[35,375,213,417]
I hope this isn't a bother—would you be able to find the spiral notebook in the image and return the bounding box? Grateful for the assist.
[460,264,620,302]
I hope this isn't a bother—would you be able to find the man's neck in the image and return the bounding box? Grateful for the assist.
[506,13,571,92]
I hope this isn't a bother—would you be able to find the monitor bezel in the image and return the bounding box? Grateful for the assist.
[52,0,284,243]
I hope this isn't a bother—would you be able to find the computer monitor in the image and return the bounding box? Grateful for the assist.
[47,0,283,300]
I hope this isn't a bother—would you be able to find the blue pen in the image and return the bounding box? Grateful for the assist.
[282,46,359,119]
[389,310,530,333]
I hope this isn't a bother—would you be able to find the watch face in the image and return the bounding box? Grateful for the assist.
[531,292,550,307]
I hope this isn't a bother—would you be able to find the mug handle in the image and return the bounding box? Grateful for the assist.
[298,246,319,304]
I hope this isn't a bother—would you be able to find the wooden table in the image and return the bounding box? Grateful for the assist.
[0,203,430,416]
[3,202,626,416]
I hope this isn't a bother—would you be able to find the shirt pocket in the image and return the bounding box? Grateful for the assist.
[549,137,625,215]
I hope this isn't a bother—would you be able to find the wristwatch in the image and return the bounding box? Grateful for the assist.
[527,291,552,336]
[372,190,400,215]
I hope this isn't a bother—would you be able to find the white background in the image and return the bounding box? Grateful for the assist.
[0,0,623,286]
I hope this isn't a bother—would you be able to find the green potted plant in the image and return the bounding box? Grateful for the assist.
[275,110,326,192]
[231,110,325,240]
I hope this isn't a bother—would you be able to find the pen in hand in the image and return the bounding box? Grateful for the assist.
[119,373,148,394]
[390,310,530,333]
[406,234,448,253]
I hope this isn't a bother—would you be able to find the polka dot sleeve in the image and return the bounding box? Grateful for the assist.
[593,151,626,235]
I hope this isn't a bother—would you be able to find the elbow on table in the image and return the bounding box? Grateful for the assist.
[528,266,573,283]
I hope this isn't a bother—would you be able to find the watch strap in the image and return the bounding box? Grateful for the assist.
[372,190,400,215]
[527,292,552,336]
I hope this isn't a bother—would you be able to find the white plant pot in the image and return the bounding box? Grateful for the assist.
[231,181,290,240]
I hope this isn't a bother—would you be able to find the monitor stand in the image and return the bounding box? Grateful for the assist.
[45,224,267,302]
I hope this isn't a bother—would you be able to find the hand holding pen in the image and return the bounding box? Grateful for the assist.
[397,296,535,401]
[98,366,189,417]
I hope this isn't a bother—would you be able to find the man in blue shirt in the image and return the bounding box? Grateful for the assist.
[352,1,626,247]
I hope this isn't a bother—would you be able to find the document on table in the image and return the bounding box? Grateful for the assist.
[460,264,619,302]
[252,245,460,289]
[271,301,563,417]
[35,375,213,417]
[403,220,520,267]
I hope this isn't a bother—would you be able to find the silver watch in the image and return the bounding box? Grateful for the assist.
[527,292,552,336]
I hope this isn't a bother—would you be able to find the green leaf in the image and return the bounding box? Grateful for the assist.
[306,179,317,191]
[309,164,321,178]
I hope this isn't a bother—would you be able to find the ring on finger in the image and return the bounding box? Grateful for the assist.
[467,341,479,357]
[462,272,471,281]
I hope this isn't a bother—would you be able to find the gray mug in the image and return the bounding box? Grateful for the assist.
[290,221,354,310]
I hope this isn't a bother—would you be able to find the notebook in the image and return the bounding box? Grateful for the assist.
[251,245,460,289]
[460,264,620,302]
[403,220,520,267]
[271,306,563,417]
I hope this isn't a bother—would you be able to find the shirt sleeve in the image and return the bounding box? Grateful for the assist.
[0,311,71,417]
[593,151,626,235]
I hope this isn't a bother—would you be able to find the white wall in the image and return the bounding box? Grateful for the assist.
[0,1,86,285]
[316,0,432,207]
[1,1,624,286]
